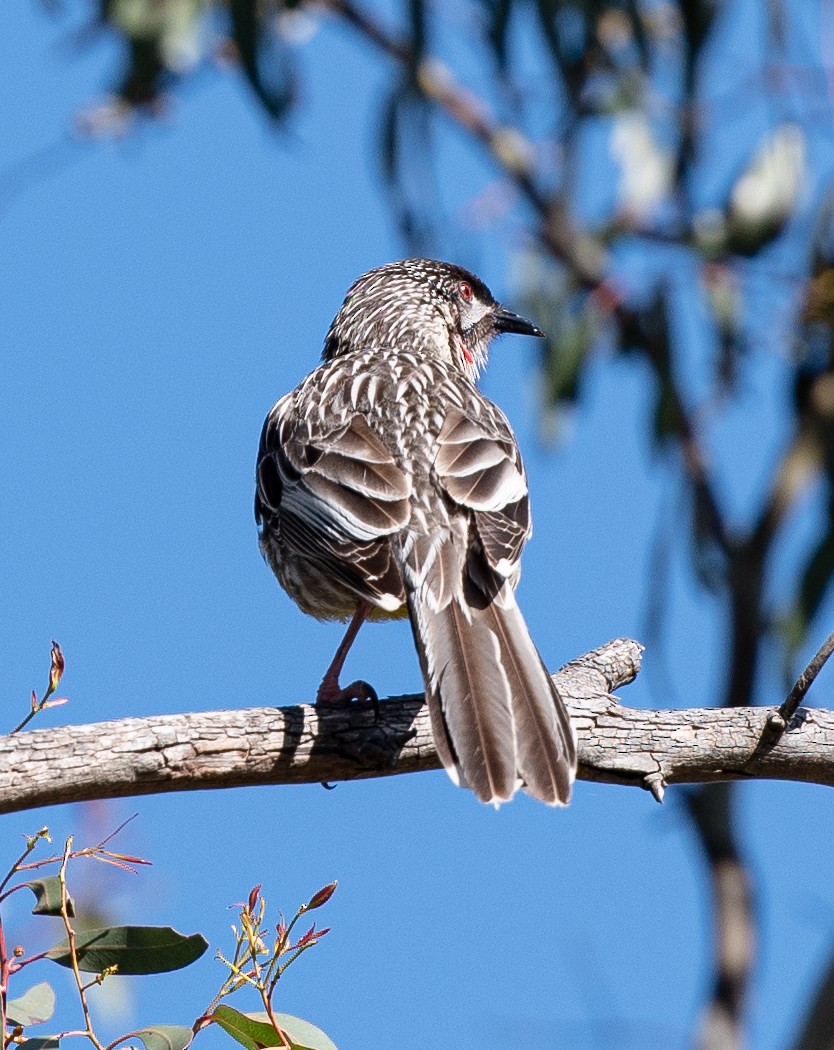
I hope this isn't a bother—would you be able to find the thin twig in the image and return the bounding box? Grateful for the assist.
[0,829,49,897]
[0,908,7,1047]
[0,832,48,1045]
[92,813,139,851]
[59,837,105,1050]
[779,628,834,725]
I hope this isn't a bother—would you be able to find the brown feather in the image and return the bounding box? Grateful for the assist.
[474,506,528,573]
[479,590,575,804]
[405,535,574,806]
[408,582,518,804]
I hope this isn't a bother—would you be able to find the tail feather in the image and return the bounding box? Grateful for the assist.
[410,590,518,804]
[406,539,576,806]
[485,591,575,804]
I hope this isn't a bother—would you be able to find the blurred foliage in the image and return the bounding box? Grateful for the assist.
[45,0,834,677]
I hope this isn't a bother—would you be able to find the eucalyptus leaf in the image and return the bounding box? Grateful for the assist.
[7,982,56,1026]
[271,1013,338,1050]
[133,1024,194,1050]
[212,1005,277,1050]
[46,926,207,974]
[228,0,295,120]
[212,1005,338,1050]
[23,877,74,918]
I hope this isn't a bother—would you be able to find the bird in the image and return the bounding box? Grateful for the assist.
[255,259,576,806]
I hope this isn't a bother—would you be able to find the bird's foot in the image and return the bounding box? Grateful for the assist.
[316,676,379,714]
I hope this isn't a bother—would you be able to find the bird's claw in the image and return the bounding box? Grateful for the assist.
[316,677,379,717]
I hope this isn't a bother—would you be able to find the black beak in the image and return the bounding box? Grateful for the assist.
[494,306,545,338]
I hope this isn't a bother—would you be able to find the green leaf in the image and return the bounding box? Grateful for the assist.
[271,1013,338,1050]
[133,1025,194,1050]
[212,1006,276,1050]
[18,1039,60,1050]
[23,877,74,918]
[7,982,56,1026]
[212,1006,338,1050]
[46,926,208,974]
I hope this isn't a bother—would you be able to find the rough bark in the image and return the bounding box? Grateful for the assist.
[0,638,831,815]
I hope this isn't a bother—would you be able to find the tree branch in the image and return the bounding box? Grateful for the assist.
[0,638,831,815]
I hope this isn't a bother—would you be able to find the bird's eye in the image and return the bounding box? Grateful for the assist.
[459,281,473,302]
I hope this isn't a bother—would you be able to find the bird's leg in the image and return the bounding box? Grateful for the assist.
[316,601,379,706]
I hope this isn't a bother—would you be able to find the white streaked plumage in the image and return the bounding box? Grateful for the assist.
[255,259,576,805]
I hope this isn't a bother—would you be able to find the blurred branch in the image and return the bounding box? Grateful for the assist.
[624,289,761,1050]
[688,783,754,1050]
[791,944,834,1050]
[628,284,828,1050]
[1,637,834,813]
[618,292,731,557]
[324,0,609,284]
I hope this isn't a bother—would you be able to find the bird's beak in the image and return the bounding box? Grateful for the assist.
[494,307,545,338]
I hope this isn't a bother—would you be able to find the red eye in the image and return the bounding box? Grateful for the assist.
[459,281,473,302]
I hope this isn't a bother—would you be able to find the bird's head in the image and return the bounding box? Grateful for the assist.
[322,259,543,379]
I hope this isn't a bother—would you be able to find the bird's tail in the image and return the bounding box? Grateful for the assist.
[404,538,576,806]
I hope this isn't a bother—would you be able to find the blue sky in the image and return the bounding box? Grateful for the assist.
[4,3,834,1049]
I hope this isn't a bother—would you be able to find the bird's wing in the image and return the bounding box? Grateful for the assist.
[256,391,411,608]
[432,399,531,579]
